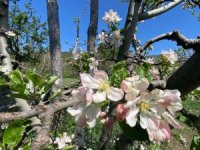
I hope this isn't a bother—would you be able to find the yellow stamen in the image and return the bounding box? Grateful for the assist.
[99,81,110,92]
[140,102,150,112]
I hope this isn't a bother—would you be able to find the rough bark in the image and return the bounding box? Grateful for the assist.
[0,0,12,69]
[47,0,63,88]
[87,0,99,54]
[166,52,200,96]
[117,0,142,60]
[0,0,41,128]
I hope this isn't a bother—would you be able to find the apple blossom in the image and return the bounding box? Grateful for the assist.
[121,88,182,141]
[67,86,101,128]
[146,57,155,64]
[89,57,99,70]
[161,49,178,64]
[80,70,124,103]
[98,31,108,44]
[109,30,123,47]
[102,9,122,24]
[120,75,149,101]
[54,132,74,149]
[149,67,160,80]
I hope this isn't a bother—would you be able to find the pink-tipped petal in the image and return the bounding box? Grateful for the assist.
[135,78,149,93]
[107,87,124,101]
[120,80,131,92]
[80,73,99,89]
[93,70,108,81]
[116,104,129,121]
[86,89,93,106]
[163,112,182,129]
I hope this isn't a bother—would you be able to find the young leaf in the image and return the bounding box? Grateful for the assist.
[3,120,30,150]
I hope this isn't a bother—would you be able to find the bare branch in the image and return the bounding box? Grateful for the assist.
[0,99,80,124]
[138,31,200,54]
[139,0,183,21]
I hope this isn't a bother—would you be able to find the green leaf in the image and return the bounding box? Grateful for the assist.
[190,135,200,150]
[119,121,149,141]
[22,143,31,150]
[44,76,58,93]
[3,120,30,150]
[25,70,44,88]
[10,93,29,100]
[49,88,62,101]
[9,70,23,84]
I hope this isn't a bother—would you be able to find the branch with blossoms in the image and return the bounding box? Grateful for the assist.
[66,70,183,144]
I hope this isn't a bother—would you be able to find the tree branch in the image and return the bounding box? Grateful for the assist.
[139,0,183,21]
[0,99,80,124]
[138,31,200,54]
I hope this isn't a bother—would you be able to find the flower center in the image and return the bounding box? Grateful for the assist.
[140,102,150,112]
[99,81,110,92]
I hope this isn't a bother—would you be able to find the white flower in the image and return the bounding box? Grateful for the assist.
[123,89,182,141]
[109,30,123,47]
[102,9,122,24]
[80,70,124,103]
[54,132,74,149]
[5,31,16,37]
[67,86,101,128]
[120,75,149,101]
[1,123,8,130]
[89,57,98,70]
[161,49,178,64]
[149,67,160,80]
[98,31,108,44]
[146,58,155,64]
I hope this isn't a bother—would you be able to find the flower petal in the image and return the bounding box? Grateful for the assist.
[139,112,148,129]
[125,89,139,101]
[80,73,99,89]
[86,89,93,106]
[134,78,149,93]
[93,70,108,81]
[120,80,131,92]
[93,91,106,103]
[107,87,124,101]
[126,108,139,127]
[163,112,182,129]
[85,105,101,128]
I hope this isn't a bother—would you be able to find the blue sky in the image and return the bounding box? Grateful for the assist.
[16,0,199,54]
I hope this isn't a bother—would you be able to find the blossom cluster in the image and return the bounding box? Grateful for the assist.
[67,70,124,128]
[98,10,123,47]
[102,9,122,24]
[98,30,123,47]
[161,49,178,64]
[117,76,183,141]
[68,69,183,142]
[54,132,74,149]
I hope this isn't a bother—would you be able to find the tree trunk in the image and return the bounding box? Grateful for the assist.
[117,0,142,61]
[87,0,99,54]
[166,52,200,96]
[0,0,12,70]
[46,0,63,88]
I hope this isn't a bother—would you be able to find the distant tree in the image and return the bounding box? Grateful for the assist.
[46,0,63,88]
[117,0,200,60]
[87,0,99,54]
[8,1,48,63]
